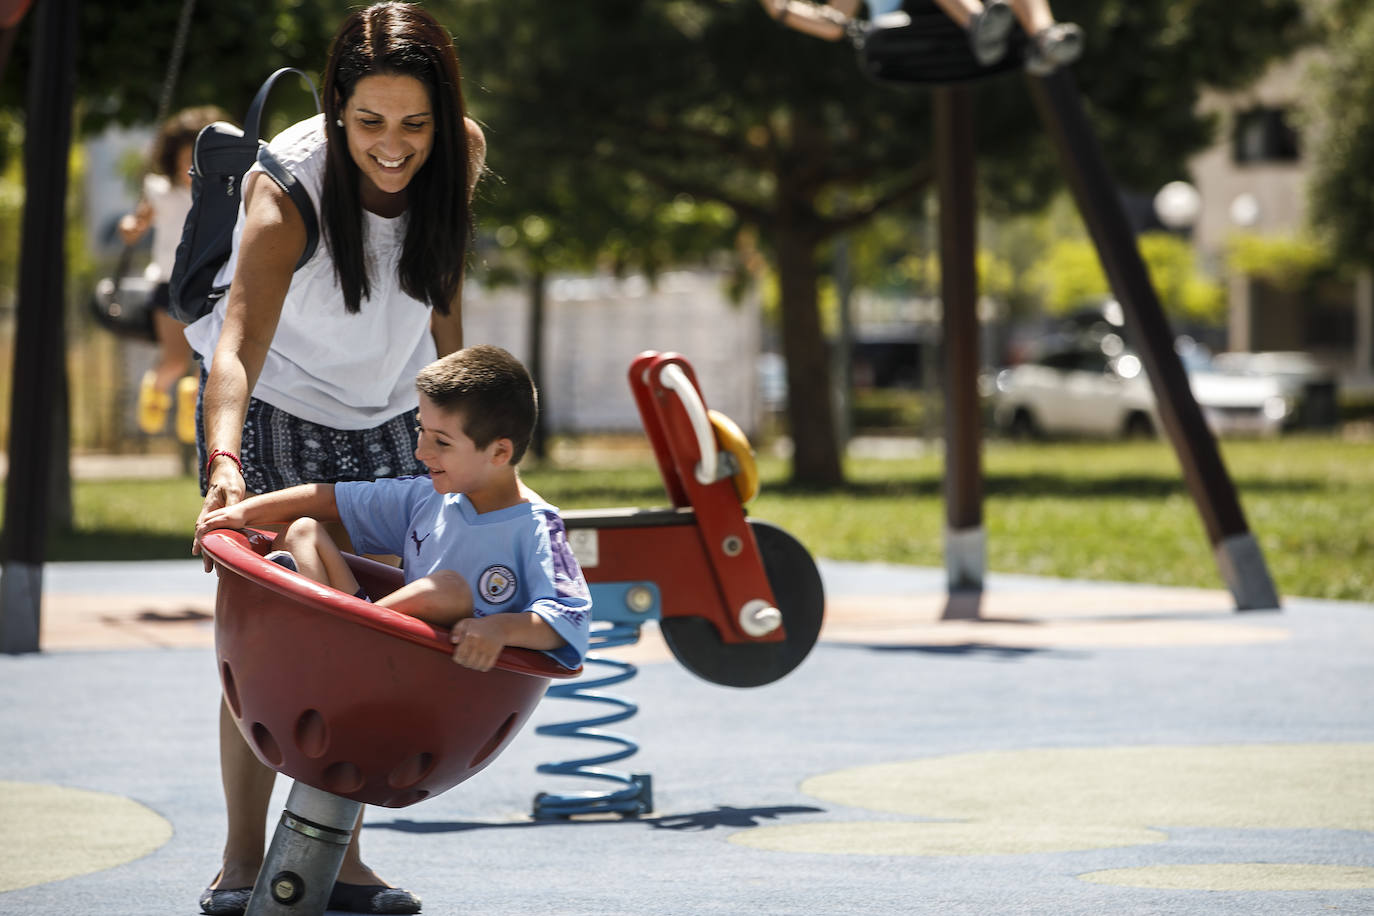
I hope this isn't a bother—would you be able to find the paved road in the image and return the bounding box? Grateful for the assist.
[2,558,1372,915]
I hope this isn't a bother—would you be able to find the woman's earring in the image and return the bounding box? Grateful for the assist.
[335,118,344,127]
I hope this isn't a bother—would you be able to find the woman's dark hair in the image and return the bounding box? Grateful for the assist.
[321,1,473,315]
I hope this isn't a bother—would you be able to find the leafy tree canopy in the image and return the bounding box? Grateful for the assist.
[1306,0,1374,266]
[1031,233,1224,322]
[1,0,347,136]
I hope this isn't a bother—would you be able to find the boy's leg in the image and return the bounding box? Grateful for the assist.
[373,570,476,625]
[1010,0,1053,34]
[932,0,1013,65]
[1014,0,1082,74]
[930,0,983,28]
[151,308,193,391]
[277,518,364,597]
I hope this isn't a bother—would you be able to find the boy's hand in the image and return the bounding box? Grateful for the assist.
[193,505,250,569]
[450,617,506,672]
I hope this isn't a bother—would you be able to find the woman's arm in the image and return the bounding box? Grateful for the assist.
[430,293,464,356]
[198,173,307,519]
[466,117,486,200]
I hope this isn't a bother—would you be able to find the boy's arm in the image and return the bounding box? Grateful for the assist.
[194,483,341,549]
[449,612,564,673]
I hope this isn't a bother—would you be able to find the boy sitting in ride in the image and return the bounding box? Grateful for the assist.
[195,344,590,672]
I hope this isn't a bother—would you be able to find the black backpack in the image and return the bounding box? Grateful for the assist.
[168,68,322,324]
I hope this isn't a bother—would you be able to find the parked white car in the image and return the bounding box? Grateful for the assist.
[991,339,1323,439]
[992,345,1156,439]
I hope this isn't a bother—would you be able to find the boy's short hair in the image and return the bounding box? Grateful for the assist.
[416,345,537,464]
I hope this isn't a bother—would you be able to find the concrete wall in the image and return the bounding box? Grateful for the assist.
[463,269,764,435]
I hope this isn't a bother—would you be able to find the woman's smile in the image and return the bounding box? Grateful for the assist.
[342,73,435,211]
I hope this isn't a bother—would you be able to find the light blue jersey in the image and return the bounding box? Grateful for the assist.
[335,475,591,669]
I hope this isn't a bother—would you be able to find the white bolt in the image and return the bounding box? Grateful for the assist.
[738,599,783,637]
[625,585,655,614]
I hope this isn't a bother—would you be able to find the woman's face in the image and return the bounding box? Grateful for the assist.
[340,73,435,211]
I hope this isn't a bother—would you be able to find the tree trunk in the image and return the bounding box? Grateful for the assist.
[2,0,76,654]
[776,222,843,487]
[527,268,548,462]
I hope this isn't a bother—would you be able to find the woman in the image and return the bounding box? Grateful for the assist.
[188,4,484,914]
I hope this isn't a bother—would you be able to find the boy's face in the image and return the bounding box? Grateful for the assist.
[414,394,507,496]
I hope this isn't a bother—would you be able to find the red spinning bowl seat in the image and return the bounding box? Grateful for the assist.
[201,528,580,808]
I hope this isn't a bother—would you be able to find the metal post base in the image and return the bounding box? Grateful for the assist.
[944,525,986,592]
[0,561,42,654]
[245,782,362,916]
[1214,532,1281,611]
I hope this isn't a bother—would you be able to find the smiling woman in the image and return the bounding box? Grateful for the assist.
[178,3,487,913]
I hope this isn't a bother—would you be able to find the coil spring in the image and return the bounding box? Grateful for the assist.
[532,621,653,818]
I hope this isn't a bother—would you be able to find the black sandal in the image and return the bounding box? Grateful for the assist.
[327,882,422,914]
[198,884,253,916]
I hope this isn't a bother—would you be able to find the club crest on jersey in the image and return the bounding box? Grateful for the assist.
[479,565,517,605]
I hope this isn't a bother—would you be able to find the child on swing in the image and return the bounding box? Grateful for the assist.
[195,344,591,673]
[758,0,1082,74]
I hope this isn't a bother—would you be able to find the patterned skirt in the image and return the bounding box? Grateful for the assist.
[194,374,425,495]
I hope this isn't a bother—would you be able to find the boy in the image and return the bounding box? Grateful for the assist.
[194,345,590,672]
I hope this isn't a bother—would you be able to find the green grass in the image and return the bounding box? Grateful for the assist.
[527,435,1374,603]
[9,435,1373,602]
[57,477,206,561]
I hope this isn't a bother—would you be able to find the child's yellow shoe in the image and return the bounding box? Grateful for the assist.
[175,375,199,444]
[136,371,171,435]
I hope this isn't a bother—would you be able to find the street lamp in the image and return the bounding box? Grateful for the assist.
[1153,180,1201,231]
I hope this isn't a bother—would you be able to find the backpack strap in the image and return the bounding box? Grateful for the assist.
[246,67,323,270]
[243,67,321,141]
[257,146,320,269]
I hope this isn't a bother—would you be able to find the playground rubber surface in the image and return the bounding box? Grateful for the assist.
[2,558,1372,915]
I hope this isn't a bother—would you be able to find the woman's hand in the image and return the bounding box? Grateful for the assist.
[193,461,248,569]
[193,501,250,547]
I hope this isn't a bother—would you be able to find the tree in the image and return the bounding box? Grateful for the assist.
[1031,232,1224,322]
[460,0,1304,486]
[1306,1,1374,266]
[0,0,348,133]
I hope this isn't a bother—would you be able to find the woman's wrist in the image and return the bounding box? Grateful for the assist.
[205,449,244,480]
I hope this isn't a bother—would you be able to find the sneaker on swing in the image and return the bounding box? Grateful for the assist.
[175,375,199,445]
[968,0,1014,66]
[1025,21,1084,76]
[136,371,171,435]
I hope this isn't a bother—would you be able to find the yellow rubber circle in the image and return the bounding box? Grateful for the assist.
[709,409,759,504]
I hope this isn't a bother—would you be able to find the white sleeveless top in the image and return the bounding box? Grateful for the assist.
[142,173,191,283]
[184,114,437,430]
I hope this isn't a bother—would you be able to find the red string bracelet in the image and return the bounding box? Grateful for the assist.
[205,449,244,480]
